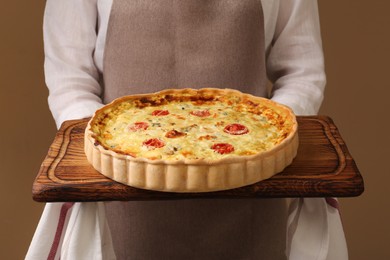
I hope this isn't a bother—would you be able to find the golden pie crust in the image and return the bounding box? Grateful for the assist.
[84,88,298,192]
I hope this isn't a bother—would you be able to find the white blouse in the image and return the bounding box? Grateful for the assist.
[43,0,326,129]
[27,1,348,259]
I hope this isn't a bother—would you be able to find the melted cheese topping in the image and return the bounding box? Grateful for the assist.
[91,97,292,161]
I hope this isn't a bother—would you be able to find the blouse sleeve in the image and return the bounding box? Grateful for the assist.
[43,0,103,129]
[267,0,326,116]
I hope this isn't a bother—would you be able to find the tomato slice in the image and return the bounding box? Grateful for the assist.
[190,110,211,117]
[211,143,234,154]
[152,110,169,116]
[223,123,249,135]
[143,138,165,149]
[128,122,149,131]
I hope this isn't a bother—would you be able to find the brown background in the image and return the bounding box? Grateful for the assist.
[1,1,389,259]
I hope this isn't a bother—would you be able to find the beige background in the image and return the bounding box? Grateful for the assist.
[1,1,389,259]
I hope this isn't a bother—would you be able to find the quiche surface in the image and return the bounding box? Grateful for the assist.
[84,88,299,192]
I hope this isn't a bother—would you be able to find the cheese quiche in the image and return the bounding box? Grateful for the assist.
[84,88,298,192]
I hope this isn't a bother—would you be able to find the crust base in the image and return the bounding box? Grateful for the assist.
[85,130,298,192]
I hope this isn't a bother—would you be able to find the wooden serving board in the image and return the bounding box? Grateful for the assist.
[32,116,364,202]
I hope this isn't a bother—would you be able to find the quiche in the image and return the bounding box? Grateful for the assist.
[84,88,298,192]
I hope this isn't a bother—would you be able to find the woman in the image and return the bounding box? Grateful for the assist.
[27,1,347,259]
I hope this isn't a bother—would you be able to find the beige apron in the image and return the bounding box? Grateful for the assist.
[103,0,287,259]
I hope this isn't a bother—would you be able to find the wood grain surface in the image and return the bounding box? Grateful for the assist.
[32,116,364,202]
